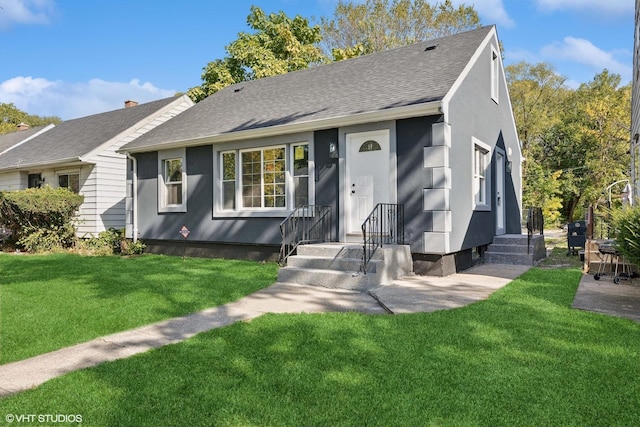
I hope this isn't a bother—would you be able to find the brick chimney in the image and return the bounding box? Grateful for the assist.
[17,122,29,131]
[124,100,138,108]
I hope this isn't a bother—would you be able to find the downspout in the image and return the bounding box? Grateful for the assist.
[126,153,138,242]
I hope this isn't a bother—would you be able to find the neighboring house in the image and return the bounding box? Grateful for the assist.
[120,26,523,275]
[0,123,55,159]
[0,96,194,237]
[632,0,640,204]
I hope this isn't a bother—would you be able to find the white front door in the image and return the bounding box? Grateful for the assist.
[346,130,390,234]
[495,148,506,235]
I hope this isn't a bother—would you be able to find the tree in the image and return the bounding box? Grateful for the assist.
[0,103,61,135]
[543,71,631,221]
[505,62,568,225]
[188,6,325,102]
[320,0,480,60]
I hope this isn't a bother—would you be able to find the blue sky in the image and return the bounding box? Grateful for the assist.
[0,0,634,120]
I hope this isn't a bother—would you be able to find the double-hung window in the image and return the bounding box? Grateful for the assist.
[219,141,310,214]
[158,148,186,212]
[473,139,490,209]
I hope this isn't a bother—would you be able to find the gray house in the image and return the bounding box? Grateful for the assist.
[120,26,523,275]
[0,96,194,237]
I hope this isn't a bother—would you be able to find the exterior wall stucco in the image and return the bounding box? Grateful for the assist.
[444,33,522,253]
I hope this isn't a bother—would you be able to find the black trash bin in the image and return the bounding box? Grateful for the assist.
[567,220,586,255]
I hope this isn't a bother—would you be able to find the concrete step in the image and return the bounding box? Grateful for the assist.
[287,255,379,273]
[279,243,413,289]
[485,243,532,254]
[484,251,536,266]
[276,267,380,291]
[491,234,530,246]
[296,243,383,260]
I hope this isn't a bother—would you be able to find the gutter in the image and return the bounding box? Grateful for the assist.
[126,153,138,242]
[120,100,443,154]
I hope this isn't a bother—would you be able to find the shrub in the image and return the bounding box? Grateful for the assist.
[0,187,83,252]
[611,206,640,267]
[77,228,145,256]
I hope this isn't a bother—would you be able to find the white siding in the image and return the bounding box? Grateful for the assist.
[0,171,27,191]
[81,96,194,236]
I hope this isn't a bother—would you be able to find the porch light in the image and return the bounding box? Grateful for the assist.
[506,160,512,173]
[329,142,338,159]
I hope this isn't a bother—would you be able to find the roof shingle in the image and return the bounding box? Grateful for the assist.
[122,26,493,152]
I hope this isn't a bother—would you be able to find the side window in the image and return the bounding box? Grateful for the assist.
[491,46,499,103]
[158,149,186,212]
[292,143,309,207]
[473,140,490,209]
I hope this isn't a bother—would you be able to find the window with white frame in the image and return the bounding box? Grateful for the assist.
[158,149,186,212]
[219,142,310,212]
[473,141,489,208]
[57,171,80,193]
[491,46,499,103]
[292,143,309,207]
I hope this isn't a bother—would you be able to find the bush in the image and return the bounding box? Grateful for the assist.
[0,187,83,252]
[77,228,145,256]
[611,206,640,267]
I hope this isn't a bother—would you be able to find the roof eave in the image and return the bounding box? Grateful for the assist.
[121,100,443,154]
[0,157,94,173]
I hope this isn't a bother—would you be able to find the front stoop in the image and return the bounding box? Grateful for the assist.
[484,234,546,266]
[277,243,413,291]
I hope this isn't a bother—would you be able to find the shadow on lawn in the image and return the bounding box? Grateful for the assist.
[6,268,637,426]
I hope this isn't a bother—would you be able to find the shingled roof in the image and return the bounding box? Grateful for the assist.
[0,124,53,155]
[121,26,494,153]
[0,96,182,170]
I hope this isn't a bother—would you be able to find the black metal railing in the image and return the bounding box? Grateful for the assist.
[526,207,544,254]
[279,205,332,265]
[361,203,404,273]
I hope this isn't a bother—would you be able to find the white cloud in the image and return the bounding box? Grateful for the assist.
[454,0,515,28]
[540,36,632,81]
[535,0,632,15]
[0,0,57,29]
[0,76,176,120]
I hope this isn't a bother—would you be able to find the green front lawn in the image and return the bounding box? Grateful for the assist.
[0,253,279,364]
[2,267,639,426]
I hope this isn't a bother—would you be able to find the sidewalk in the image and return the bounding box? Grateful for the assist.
[0,264,529,398]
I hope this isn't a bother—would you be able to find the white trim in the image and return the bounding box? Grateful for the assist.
[472,137,491,211]
[490,46,500,103]
[212,138,314,217]
[158,148,187,213]
[123,101,441,154]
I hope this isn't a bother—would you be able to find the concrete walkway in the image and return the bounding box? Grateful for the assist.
[4,262,640,398]
[572,272,640,322]
[0,263,529,398]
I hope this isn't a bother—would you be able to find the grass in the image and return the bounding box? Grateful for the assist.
[2,267,639,426]
[0,253,279,364]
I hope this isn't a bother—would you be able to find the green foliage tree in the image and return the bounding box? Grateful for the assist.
[188,6,325,102]
[506,61,568,225]
[0,187,83,252]
[0,102,61,135]
[320,0,480,60]
[546,71,631,221]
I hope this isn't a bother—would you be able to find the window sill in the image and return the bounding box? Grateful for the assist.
[473,204,491,212]
[213,209,292,218]
[159,205,187,213]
